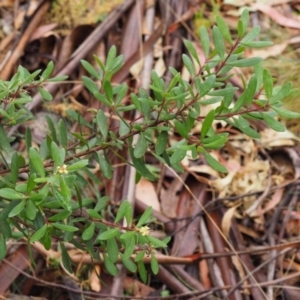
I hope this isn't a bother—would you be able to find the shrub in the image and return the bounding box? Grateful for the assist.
[0,9,297,281]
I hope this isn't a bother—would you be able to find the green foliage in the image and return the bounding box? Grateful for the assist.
[0,9,298,279]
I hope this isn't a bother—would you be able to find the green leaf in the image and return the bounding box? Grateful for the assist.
[121,254,137,273]
[240,26,260,43]
[238,124,261,139]
[174,120,189,139]
[103,254,118,276]
[26,200,36,220]
[82,222,95,241]
[103,80,113,103]
[94,91,111,106]
[52,187,72,212]
[0,221,11,238]
[199,26,210,57]
[115,83,128,105]
[60,242,73,273]
[184,40,200,65]
[38,87,53,101]
[135,250,145,262]
[31,224,47,242]
[201,110,215,140]
[273,107,300,119]
[202,149,227,173]
[123,236,135,259]
[46,116,58,143]
[240,9,249,36]
[182,54,195,77]
[216,16,232,44]
[107,237,119,263]
[29,147,45,177]
[97,153,112,179]
[0,188,24,200]
[98,228,119,240]
[262,114,286,132]
[59,176,71,204]
[155,131,168,156]
[10,152,19,185]
[138,261,147,283]
[8,200,25,217]
[120,231,135,241]
[263,69,273,99]
[129,147,155,181]
[241,41,273,48]
[134,133,148,158]
[52,223,78,232]
[94,54,105,71]
[226,57,262,68]
[170,148,186,165]
[208,87,238,97]
[86,209,102,219]
[196,75,216,97]
[150,254,159,274]
[94,196,110,212]
[96,110,108,140]
[136,206,152,228]
[0,201,19,221]
[269,82,292,104]
[125,201,133,226]
[119,119,130,137]
[41,61,54,79]
[203,133,228,150]
[48,211,71,222]
[81,60,100,78]
[58,119,68,149]
[0,125,13,153]
[105,46,117,71]
[212,26,225,59]
[25,128,32,152]
[67,159,89,172]
[244,74,257,105]
[115,200,127,223]
[82,76,99,94]
[47,75,68,82]
[0,234,7,260]
[232,92,247,113]
[147,236,167,248]
[51,141,63,167]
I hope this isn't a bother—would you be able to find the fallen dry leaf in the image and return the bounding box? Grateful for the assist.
[90,265,101,292]
[136,178,161,212]
[253,3,300,29]
[221,205,239,238]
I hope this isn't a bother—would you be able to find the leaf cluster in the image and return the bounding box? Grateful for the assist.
[0,9,298,278]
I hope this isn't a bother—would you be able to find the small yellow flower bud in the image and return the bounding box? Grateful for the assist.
[56,164,68,174]
[139,226,150,236]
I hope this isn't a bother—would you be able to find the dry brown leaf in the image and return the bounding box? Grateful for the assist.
[199,259,211,289]
[253,3,300,29]
[136,178,161,212]
[153,56,166,77]
[90,265,101,292]
[250,43,288,59]
[237,224,260,239]
[231,255,250,295]
[259,128,299,147]
[256,188,284,216]
[188,164,219,178]
[124,276,155,296]
[221,205,238,238]
[29,23,58,42]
